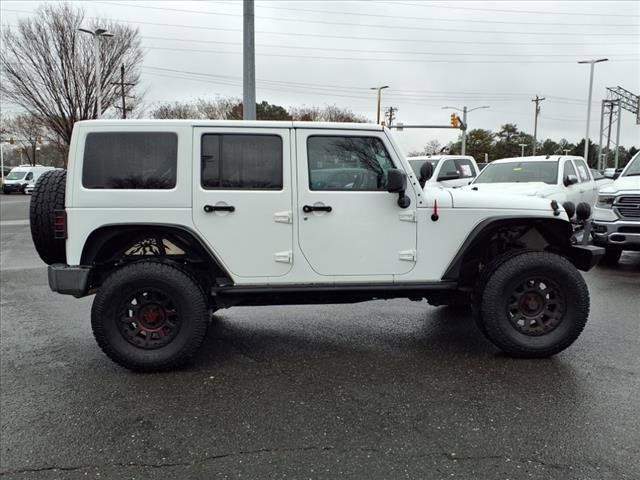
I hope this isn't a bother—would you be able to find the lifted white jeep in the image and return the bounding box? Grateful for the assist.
[30,120,602,371]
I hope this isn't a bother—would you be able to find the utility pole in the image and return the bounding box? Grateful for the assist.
[518,143,528,157]
[531,95,545,155]
[370,85,389,124]
[78,28,114,118]
[578,58,608,164]
[243,0,256,120]
[441,105,489,155]
[111,64,135,119]
[385,106,397,127]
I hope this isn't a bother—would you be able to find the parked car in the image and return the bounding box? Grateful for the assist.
[30,120,601,371]
[591,168,614,188]
[463,155,598,216]
[407,155,480,188]
[2,165,56,194]
[603,167,624,180]
[591,152,640,264]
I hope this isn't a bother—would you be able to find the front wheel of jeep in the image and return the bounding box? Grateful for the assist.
[478,252,589,358]
[91,261,209,372]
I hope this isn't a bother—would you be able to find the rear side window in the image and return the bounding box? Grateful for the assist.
[82,132,177,189]
[455,159,476,178]
[201,134,283,189]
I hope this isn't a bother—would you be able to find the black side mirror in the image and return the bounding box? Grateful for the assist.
[419,162,434,188]
[564,174,578,186]
[387,168,411,208]
[438,171,460,181]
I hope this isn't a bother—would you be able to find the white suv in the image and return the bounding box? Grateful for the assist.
[407,155,480,188]
[30,120,602,371]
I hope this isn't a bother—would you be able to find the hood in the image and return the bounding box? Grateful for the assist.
[599,175,640,194]
[461,182,560,198]
[450,188,563,213]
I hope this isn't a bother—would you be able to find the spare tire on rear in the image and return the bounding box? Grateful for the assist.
[30,169,67,265]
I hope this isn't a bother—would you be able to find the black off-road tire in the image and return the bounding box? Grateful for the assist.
[479,251,589,358]
[91,261,209,372]
[472,249,531,333]
[601,246,622,265]
[30,170,66,265]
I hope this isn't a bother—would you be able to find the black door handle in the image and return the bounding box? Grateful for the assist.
[204,204,235,213]
[303,205,332,213]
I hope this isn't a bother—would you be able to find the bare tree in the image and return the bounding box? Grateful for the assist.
[150,101,198,120]
[0,3,144,147]
[5,114,44,166]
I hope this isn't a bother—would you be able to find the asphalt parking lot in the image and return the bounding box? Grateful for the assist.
[1,194,639,480]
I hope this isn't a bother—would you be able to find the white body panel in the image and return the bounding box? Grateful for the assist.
[64,120,570,286]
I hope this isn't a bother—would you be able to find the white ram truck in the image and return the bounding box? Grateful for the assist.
[30,120,602,371]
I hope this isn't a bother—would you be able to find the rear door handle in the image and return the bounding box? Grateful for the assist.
[303,205,332,213]
[204,204,235,213]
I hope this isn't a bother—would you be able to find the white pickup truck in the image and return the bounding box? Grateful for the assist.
[463,155,598,217]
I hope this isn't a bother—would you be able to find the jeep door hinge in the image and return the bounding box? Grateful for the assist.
[274,250,293,264]
[273,211,293,224]
[398,210,417,222]
[398,249,417,262]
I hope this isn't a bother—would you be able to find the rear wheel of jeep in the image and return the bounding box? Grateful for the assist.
[91,261,209,372]
[479,252,589,358]
[601,246,622,265]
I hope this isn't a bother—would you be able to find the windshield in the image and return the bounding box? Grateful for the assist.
[6,171,27,180]
[474,161,558,184]
[622,153,640,177]
[408,159,438,177]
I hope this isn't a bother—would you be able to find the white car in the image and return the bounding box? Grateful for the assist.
[591,152,640,264]
[407,155,479,188]
[464,155,598,214]
[29,120,602,371]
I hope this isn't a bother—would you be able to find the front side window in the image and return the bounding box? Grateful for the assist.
[308,136,395,191]
[564,160,578,181]
[82,132,177,189]
[574,159,591,182]
[25,172,33,181]
[201,134,282,189]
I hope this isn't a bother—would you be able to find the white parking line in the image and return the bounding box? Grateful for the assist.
[0,220,29,226]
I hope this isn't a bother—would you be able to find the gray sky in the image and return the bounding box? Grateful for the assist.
[2,0,639,153]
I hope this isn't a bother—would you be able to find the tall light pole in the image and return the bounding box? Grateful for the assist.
[79,28,114,118]
[243,0,256,120]
[531,95,545,155]
[442,105,490,155]
[578,58,608,166]
[370,86,389,124]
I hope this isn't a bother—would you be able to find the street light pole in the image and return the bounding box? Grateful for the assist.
[578,58,608,165]
[78,28,114,118]
[243,0,256,120]
[442,105,489,155]
[370,86,389,124]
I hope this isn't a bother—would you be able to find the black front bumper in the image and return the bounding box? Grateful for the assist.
[566,244,604,271]
[48,264,92,297]
[2,183,26,193]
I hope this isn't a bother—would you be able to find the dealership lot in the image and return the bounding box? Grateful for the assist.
[1,194,639,479]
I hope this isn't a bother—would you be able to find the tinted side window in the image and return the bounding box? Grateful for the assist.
[82,132,177,189]
[563,160,577,182]
[25,172,33,181]
[307,136,394,191]
[201,134,282,189]
[439,159,457,178]
[455,159,476,178]
[574,159,591,182]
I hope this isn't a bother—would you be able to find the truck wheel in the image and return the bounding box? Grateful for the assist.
[479,252,589,358]
[91,261,209,372]
[29,170,66,265]
[601,246,622,265]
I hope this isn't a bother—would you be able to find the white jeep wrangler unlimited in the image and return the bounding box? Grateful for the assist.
[30,120,602,371]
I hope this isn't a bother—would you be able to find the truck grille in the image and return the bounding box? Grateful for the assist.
[614,195,640,219]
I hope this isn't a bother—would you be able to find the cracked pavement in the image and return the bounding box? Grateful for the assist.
[1,194,639,479]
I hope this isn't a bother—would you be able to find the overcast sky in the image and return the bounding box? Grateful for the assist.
[2,0,638,153]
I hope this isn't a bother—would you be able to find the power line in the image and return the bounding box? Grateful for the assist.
[92,1,640,28]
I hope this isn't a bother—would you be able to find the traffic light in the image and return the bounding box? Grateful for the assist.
[450,113,459,128]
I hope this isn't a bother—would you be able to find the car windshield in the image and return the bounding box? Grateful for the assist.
[6,171,26,180]
[474,161,558,184]
[622,153,640,176]
[408,159,438,177]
